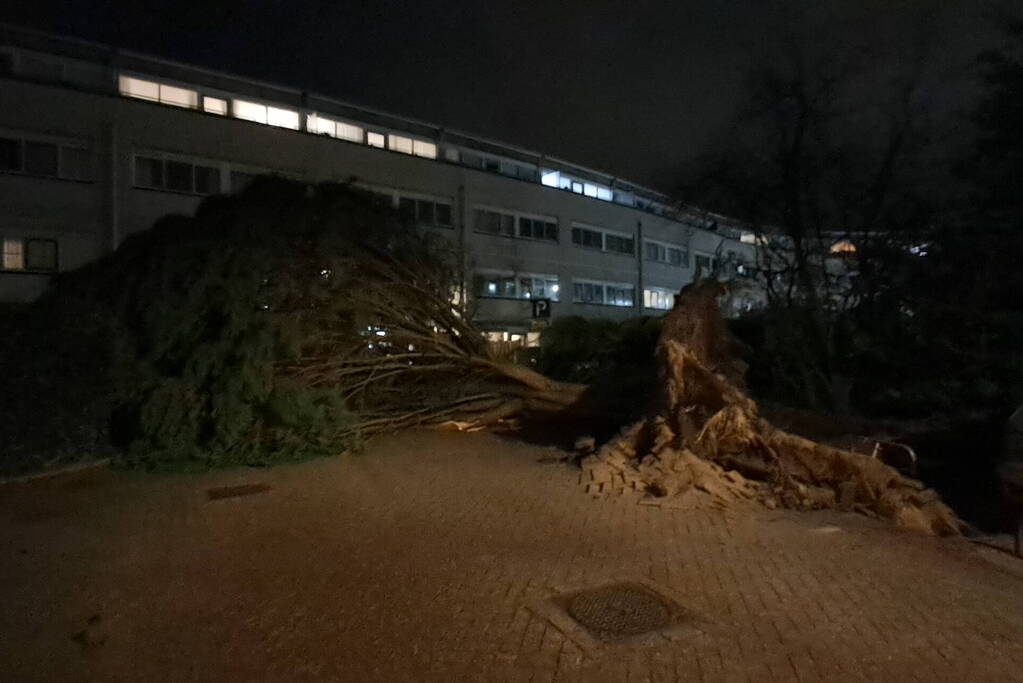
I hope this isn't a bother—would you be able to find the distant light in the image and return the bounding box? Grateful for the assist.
[830,239,857,254]
[551,284,560,293]
[375,329,386,337]
[487,283,497,293]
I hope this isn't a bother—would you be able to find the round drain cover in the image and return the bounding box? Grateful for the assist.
[567,585,671,636]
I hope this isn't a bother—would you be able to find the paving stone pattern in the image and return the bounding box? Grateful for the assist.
[1,430,1022,682]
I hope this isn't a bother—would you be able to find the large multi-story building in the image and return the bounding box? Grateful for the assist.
[0,23,760,338]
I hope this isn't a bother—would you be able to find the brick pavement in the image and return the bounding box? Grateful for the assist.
[1,430,1022,682]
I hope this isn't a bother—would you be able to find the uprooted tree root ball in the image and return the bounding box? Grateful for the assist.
[580,281,960,536]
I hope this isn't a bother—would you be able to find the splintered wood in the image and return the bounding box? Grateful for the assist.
[581,281,959,535]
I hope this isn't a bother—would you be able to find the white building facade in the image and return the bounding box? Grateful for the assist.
[0,24,760,335]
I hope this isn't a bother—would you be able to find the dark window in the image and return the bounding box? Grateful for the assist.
[484,158,500,172]
[194,165,220,195]
[416,199,435,225]
[135,156,163,188]
[23,141,58,176]
[60,146,91,180]
[25,239,58,271]
[165,161,192,192]
[605,234,634,255]
[572,227,603,249]
[0,137,22,171]
[398,197,415,221]
[435,202,452,227]
[518,217,536,239]
[544,221,558,241]
[230,170,257,192]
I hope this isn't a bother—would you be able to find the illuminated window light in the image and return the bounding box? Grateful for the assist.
[203,96,228,115]
[159,84,198,108]
[388,134,414,154]
[2,238,24,270]
[412,140,437,159]
[367,132,386,148]
[830,239,857,255]
[267,106,299,130]
[336,122,364,143]
[232,99,267,124]
[119,76,159,101]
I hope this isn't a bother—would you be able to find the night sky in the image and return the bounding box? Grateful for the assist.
[1,1,1011,191]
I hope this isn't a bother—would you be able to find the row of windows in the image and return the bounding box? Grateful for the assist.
[573,280,635,307]
[474,273,561,301]
[0,136,91,181]
[473,272,687,312]
[398,196,453,228]
[645,240,688,267]
[473,208,558,243]
[1,237,58,272]
[115,76,665,214]
[134,155,221,195]
[571,226,635,255]
[119,75,438,160]
[540,171,614,202]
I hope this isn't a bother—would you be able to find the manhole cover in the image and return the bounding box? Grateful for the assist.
[566,584,671,637]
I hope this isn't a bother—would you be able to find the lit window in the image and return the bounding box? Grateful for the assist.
[644,288,674,310]
[308,114,335,136]
[232,99,268,124]
[336,122,364,142]
[2,238,23,270]
[583,183,599,198]
[596,187,613,201]
[830,239,857,254]
[267,106,300,130]
[119,76,159,102]
[367,132,386,148]
[540,170,560,187]
[159,84,198,108]
[412,140,437,159]
[203,97,228,115]
[388,135,414,154]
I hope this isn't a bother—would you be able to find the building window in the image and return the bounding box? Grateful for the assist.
[644,240,688,267]
[474,208,515,237]
[573,280,635,307]
[412,140,437,159]
[388,134,414,154]
[474,208,557,242]
[0,238,57,272]
[0,136,92,181]
[232,99,268,124]
[367,132,386,148]
[23,141,58,176]
[474,272,559,301]
[604,233,635,255]
[307,114,365,143]
[694,253,717,273]
[25,239,58,271]
[2,238,23,270]
[518,217,558,241]
[203,96,228,115]
[267,106,300,130]
[643,287,674,310]
[571,225,633,254]
[398,196,453,228]
[119,76,197,108]
[134,155,221,195]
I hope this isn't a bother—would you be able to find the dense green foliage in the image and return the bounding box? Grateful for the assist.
[0,178,459,473]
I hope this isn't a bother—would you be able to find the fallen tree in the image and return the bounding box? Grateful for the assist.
[579,280,960,535]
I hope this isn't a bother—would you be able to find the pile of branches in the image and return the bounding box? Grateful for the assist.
[581,281,960,535]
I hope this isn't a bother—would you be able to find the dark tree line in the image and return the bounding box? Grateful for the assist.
[680,17,1023,421]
